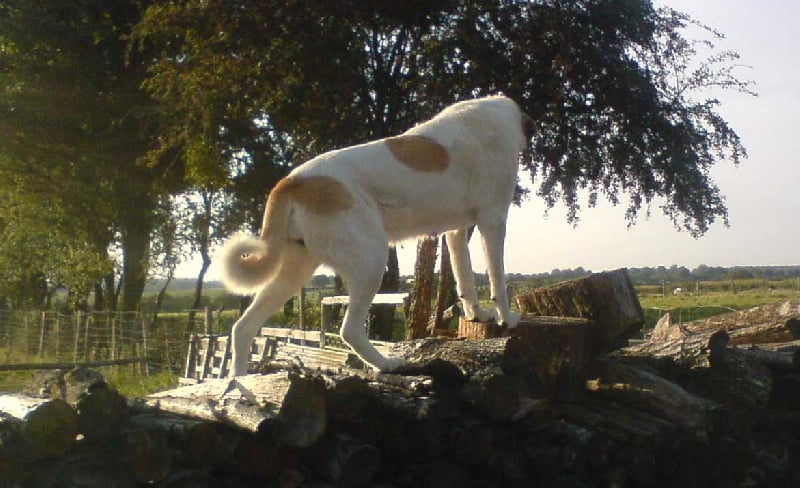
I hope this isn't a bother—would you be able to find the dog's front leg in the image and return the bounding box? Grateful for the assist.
[445,229,493,322]
[478,219,520,328]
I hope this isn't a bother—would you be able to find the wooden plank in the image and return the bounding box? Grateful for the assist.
[321,293,408,306]
[183,334,198,379]
[258,327,323,343]
[275,343,352,370]
[198,337,215,381]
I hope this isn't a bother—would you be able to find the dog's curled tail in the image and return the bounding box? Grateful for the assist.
[218,235,275,295]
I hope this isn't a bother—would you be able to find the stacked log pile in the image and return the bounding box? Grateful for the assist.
[2,270,800,487]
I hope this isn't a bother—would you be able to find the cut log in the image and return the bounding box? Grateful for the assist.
[666,300,800,342]
[75,382,129,445]
[122,424,173,484]
[157,469,221,488]
[446,315,592,401]
[126,414,232,472]
[515,268,644,353]
[25,452,135,488]
[140,371,327,447]
[315,435,381,486]
[583,358,722,438]
[649,312,687,342]
[24,367,105,405]
[0,393,78,460]
[621,329,774,436]
[559,400,678,448]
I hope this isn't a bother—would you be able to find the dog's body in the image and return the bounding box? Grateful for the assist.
[220,95,527,376]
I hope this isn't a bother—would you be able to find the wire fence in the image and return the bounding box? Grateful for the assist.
[0,309,239,378]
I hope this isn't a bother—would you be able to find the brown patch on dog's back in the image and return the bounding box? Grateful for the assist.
[385,135,449,172]
[272,175,354,215]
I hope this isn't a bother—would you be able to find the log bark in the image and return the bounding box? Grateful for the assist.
[390,334,574,419]
[125,414,231,472]
[23,367,105,405]
[122,423,173,484]
[140,371,327,447]
[0,393,78,460]
[621,330,774,436]
[25,452,135,488]
[315,435,381,486]
[75,382,129,445]
[455,315,592,401]
[584,358,722,438]
[515,268,644,353]
[667,300,800,341]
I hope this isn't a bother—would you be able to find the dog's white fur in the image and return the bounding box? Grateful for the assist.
[220,95,527,376]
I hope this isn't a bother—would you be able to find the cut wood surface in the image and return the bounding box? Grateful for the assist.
[515,268,644,353]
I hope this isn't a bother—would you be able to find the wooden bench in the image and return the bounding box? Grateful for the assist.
[181,293,407,384]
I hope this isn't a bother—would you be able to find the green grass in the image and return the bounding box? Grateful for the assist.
[106,368,179,398]
[637,287,800,329]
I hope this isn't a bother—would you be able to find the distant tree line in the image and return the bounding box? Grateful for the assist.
[510,265,800,288]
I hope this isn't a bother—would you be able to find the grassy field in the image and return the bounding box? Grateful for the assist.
[636,285,800,330]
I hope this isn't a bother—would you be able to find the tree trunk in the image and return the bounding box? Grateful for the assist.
[119,214,151,312]
[187,251,211,334]
[150,268,174,333]
[433,235,457,331]
[369,247,399,340]
[407,237,437,340]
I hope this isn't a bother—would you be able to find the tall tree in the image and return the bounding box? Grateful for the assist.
[0,0,165,310]
[134,0,751,314]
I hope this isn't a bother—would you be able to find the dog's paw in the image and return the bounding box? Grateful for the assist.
[377,357,408,372]
[500,311,521,329]
[467,307,494,323]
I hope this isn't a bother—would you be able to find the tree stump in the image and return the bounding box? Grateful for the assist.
[515,268,644,353]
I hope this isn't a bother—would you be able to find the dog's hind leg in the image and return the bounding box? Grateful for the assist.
[228,248,318,377]
[445,229,493,322]
[477,217,520,328]
[333,247,406,372]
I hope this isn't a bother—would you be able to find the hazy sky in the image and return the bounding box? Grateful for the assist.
[181,0,799,280]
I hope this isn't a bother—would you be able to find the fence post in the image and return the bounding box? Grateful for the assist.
[84,315,92,360]
[38,311,46,358]
[141,314,150,377]
[204,307,213,335]
[299,288,306,346]
[23,313,29,355]
[164,320,173,375]
[111,315,117,361]
[73,311,81,364]
[54,314,61,360]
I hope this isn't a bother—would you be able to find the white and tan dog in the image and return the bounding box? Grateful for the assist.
[220,95,528,376]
